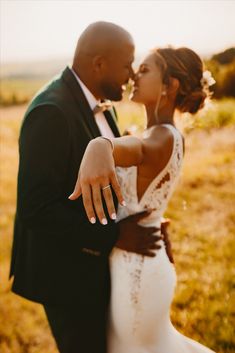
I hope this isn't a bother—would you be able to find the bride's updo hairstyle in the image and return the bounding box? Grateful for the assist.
[154,47,207,114]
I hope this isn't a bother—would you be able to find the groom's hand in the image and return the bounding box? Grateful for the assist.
[116,210,162,257]
[161,218,174,264]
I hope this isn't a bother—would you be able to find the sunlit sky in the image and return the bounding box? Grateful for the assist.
[1,0,235,63]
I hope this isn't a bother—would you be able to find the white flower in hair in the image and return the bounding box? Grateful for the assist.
[200,70,216,88]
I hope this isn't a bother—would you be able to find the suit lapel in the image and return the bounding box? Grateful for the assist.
[103,109,121,138]
[62,67,101,138]
[62,66,121,138]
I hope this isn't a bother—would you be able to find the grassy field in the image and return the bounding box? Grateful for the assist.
[0,102,235,353]
[0,79,48,106]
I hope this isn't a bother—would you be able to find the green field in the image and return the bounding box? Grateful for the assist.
[0,101,235,353]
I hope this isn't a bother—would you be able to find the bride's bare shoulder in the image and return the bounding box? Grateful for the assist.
[142,125,174,165]
[144,125,174,149]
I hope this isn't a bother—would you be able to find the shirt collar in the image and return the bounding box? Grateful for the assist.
[70,67,99,111]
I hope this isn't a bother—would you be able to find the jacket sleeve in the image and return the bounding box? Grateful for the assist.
[17,104,118,254]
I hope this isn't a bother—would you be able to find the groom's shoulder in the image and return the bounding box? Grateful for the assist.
[26,67,74,115]
[26,67,81,115]
[18,69,73,133]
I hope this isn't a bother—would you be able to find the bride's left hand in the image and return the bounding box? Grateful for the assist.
[68,138,125,225]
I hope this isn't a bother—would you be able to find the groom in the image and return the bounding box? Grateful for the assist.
[10,22,164,353]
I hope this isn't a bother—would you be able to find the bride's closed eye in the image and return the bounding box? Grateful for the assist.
[135,65,148,80]
[139,65,148,74]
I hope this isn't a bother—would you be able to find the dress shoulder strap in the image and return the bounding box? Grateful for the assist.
[161,124,183,155]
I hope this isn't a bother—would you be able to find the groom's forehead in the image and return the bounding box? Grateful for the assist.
[119,47,135,61]
[110,48,134,63]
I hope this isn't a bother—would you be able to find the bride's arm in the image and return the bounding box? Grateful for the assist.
[69,135,144,224]
[110,135,144,167]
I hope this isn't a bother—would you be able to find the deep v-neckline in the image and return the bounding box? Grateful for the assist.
[135,124,177,205]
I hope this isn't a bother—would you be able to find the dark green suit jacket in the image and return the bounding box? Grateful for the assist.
[10,67,120,305]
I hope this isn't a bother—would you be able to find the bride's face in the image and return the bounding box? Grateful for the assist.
[131,54,164,106]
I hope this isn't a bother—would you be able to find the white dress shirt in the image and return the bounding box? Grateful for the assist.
[70,68,115,139]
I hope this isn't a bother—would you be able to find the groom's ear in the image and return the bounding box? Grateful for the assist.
[92,55,106,74]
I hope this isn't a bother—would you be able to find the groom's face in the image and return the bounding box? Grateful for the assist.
[99,44,135,101]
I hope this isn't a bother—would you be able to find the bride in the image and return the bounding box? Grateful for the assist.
[70,47,215,353]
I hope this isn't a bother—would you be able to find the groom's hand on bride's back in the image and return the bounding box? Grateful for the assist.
[116,210,162,257]
[161,219,174,264]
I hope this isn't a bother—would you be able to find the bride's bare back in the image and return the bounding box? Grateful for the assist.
[136,124,175,202]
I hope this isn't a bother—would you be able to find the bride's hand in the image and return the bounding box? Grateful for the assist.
[68,138,125,225]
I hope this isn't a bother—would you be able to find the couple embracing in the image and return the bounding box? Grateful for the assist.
[10,21,215,353]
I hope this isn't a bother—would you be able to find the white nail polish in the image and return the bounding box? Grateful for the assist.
[111,213,116,220]
[102,218,108,225]
[90,217,96,224]
[122,200,126,206]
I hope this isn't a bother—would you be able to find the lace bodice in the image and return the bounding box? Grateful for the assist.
[116,124,183,226]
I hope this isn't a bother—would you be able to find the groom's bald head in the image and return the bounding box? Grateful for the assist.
[73,21,134,64]
[72,21,135,101]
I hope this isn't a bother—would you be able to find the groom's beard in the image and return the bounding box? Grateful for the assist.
[100,82,123,101]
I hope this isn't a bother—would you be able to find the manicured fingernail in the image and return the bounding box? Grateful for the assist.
[111,213,116,220]
[68,194,73,199]
[90,217,96,224]
[102,218,108,225]
[121,200,126,206]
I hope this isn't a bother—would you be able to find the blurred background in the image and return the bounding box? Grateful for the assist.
[0,1,235,352]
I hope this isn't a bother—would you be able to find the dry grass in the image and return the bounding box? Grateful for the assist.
[0,79,48,106]
[0,103,234,353]
[167,128,235,352]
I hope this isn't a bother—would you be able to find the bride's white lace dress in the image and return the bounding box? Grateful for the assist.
[108,124,215,353]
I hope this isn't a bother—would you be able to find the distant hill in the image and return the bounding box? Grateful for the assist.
[0,57,71,80]
[211,47,235,65]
